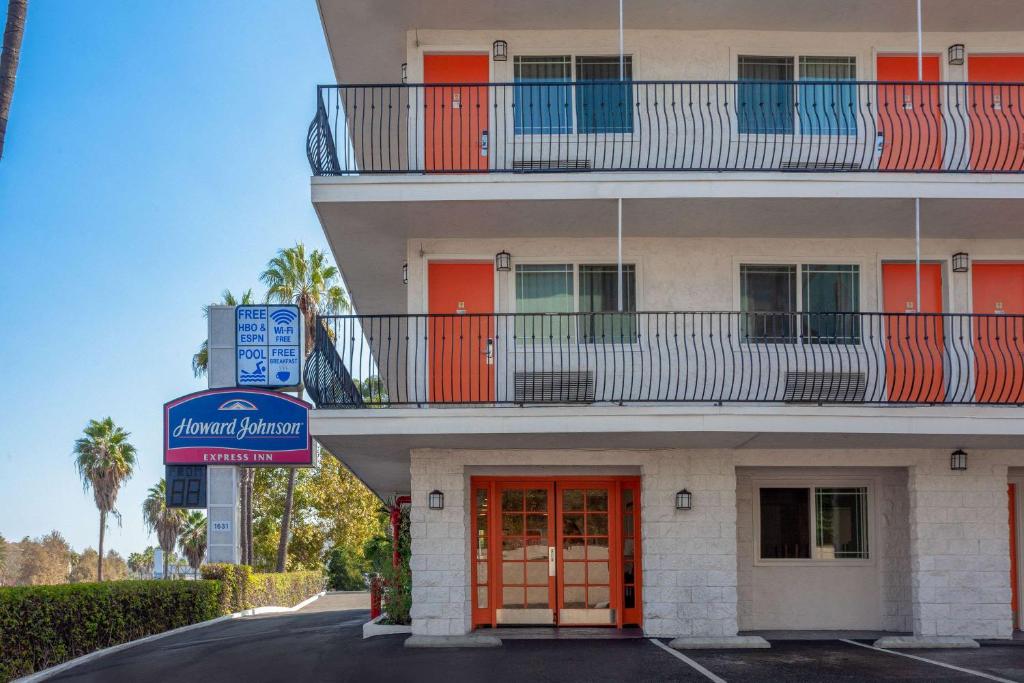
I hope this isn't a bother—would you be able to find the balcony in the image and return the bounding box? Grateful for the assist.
[307,80,1024,176]
[302,312,1024,409]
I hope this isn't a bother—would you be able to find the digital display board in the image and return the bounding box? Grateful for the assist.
[166,465,207,509]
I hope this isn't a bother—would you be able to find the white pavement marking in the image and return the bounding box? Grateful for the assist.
[839,639,1016,683]
[649,638,728,683]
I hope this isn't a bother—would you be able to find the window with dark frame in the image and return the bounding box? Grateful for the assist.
[759,485,869,560]
[738,56,795,134]
[575,56,634,134]
[759,487,811,559]
[514,56,572,134]
[578,264,637,342]
[740,264,797,342]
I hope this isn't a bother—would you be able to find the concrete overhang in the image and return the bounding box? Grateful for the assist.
[312,404,1024,496]
[317,0,1024,83]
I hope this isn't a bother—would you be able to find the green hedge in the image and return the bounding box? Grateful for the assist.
[0,569,325,681]
[200,564,325,614]
[0,580,221,682]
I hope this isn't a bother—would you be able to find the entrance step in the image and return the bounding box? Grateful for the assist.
[669,636,771,650]
[475,627,645,640]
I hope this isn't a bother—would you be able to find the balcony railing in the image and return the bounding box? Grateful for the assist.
[302,312,1024,408]
[307,81,1024,175]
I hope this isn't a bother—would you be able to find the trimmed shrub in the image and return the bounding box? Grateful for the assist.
[0,580,221,682]
[200,564,325,614]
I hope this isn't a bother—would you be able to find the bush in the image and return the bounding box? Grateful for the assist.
[0,580,221,681]
[200,564,325,614]
[326,547,366,591]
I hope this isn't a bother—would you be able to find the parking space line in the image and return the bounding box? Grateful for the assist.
[649,638,727,683]
[839,638,1016,683]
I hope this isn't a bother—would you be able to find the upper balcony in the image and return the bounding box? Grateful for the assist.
[308,80,1024,181]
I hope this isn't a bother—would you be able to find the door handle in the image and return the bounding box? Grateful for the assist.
[483,338,494,365]
[481,129,489,157]
[548,546,556,577]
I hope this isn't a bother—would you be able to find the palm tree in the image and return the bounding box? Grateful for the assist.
[179,512,208,579]
[192,289,256,377]
[73,418,137,582]
[0,0,27,160]
[143,480,186,579]
[261,243,349,571]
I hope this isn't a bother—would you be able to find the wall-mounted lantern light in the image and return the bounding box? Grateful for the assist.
[401,63,408,83]
[428,490,445,510]
[493,40,508,62]
[402,262,409,285]
[675,489,692,511]
[950,449,968,471]
[495,250,512,272]
[948,44,966,66]
[952,252,969,273]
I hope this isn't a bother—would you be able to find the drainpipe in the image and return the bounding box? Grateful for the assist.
[915,0,923,311]
[617,0,624,312]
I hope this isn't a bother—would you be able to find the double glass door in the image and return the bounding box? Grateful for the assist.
[472,477,641,628]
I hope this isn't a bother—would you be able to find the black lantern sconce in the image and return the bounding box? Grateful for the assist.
[493,40,508,62]
[948,44,965,66]
[952,252,969,273]
[950,449,968,471]
[495,250,512,272]
[675,489,693,511]
[401,63,408,83]
[428,490,445,510]
[402,262,409,285]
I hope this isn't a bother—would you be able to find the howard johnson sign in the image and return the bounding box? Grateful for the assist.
[164,389,312,466]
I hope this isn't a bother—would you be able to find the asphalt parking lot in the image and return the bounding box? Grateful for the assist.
[46,594,1024,683]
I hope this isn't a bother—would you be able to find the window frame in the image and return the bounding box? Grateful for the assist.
[511,53,636,137]
[511,259,642,346]
[732,51,861,138]
[752,478,874,567]
[735,258,865,347]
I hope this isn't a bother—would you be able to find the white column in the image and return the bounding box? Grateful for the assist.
[206,466,241,564]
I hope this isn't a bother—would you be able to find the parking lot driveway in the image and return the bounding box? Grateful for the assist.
[683,640,1021,683]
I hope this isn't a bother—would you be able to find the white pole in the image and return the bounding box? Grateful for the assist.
[619,0,624,81]
[617,198,623,312]
[915,0,923,311]
[916,0,923,80]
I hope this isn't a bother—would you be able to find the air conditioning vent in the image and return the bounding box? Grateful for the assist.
[515,371,595,403]
[779,161,862,171]
[512,159,592,171]
[784,371,866,403]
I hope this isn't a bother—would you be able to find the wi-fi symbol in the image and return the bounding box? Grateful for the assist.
[271,309,297,325]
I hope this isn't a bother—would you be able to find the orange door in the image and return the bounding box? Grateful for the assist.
[877,55,943,170]
[968,56,1024,171]
[494,482,556,625]
[428,262,495,402]
[556,483,618,626]
[972,263,1024,403]
[423,54,489,172]
[1010,483,1020,629]
[882,263,945,402]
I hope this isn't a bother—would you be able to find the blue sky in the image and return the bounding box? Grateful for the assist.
[0,2,335,556]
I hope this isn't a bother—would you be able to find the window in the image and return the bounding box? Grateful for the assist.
[579,264,637,341]
[576,56,633,134]
[514,263,637,342]
[759,485,870,561]
[737,55,858,135]
[740,263,860,343]
[514,56,572,134]
[798,56,858,135]
[738,56,795,134]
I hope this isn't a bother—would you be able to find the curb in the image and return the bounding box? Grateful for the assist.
[15,591,326,682]
[362,614,413,639]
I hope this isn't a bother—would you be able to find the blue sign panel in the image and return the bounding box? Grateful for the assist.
[236,305,302,387]
[164,388,312,466]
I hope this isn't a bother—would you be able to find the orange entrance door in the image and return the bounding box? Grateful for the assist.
[877,55,942,170]
[882,263,945,402]
[1010,483,1019,629]
[968,56,1024,171]
[471,477,642,629]
[427,262,495,402]
[423,54,489,172]
[972,263,1024,403]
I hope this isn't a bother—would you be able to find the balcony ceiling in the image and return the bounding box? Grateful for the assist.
[318,0,1024,83]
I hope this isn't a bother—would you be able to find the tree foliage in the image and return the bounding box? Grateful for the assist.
[178,511,208,577]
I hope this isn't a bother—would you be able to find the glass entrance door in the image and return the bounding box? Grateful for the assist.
[473,477,642,628]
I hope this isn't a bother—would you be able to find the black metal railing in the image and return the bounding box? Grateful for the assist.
[308,80,1024,175]
[302,312,1024,408]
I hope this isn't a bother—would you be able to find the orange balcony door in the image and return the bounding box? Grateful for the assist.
[972,263,1024,403]
[427,262,495,402]
[882,263,945,402]
[968,55,1024,171]
[423,54,489,172]
[877,55,943,170]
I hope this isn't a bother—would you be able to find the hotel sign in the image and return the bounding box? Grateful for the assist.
[164,388,312,466]
[235,305,302,388]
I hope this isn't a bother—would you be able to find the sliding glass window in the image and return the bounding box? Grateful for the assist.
[802,264,861,343]
[515,264,574,340]
[798,56,858,136]
[514,56,572,134]
[578,264,637,342]
[737,56,795,134]
[575,56,633,134]
[740,264,797,342]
